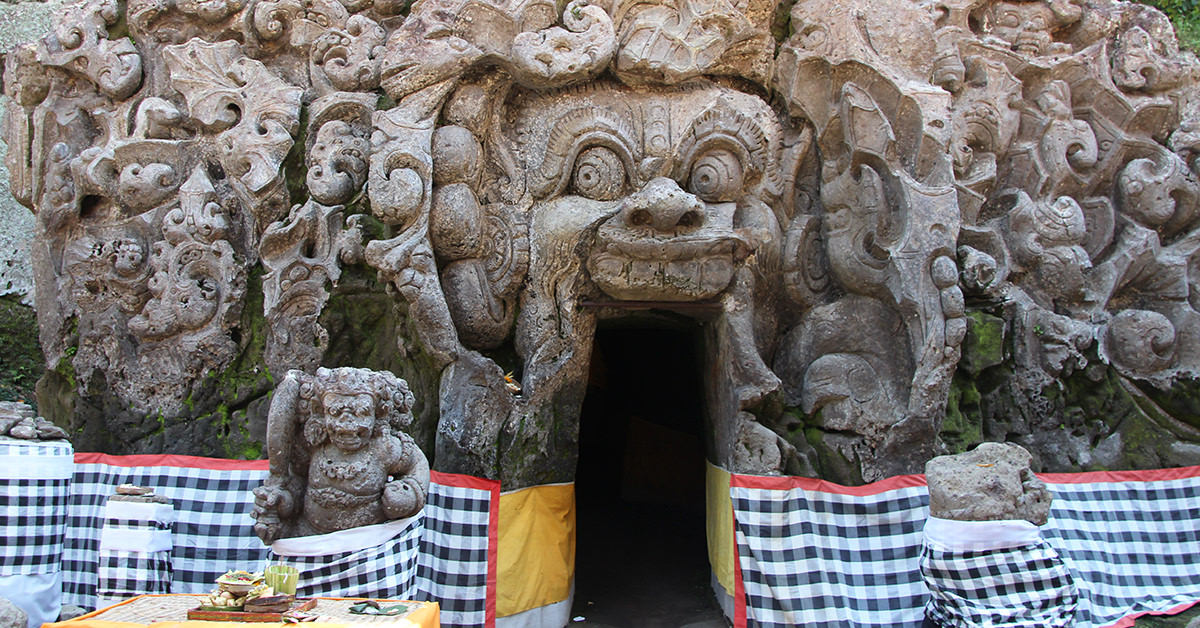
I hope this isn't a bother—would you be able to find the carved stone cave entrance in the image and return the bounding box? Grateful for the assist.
[573,318,721,623]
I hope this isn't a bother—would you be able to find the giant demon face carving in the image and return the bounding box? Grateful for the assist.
[512,81,783,303]
[477,80,790,480]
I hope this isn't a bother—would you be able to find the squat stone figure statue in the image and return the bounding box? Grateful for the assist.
[251,367,430,544]
[921,442,1077,627]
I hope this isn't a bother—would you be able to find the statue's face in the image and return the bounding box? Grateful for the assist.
[112,239,144,277]
[512,81,780,302]
[322,391,376,451]
[986,2,1056,55]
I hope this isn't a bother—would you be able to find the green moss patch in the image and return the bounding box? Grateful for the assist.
[0,295,44,410]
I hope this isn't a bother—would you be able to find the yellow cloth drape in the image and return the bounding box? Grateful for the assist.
[496,483,576,618]
[706,462,735,596]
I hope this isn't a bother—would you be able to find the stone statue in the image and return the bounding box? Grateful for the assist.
[925,441,1052,525]
[7,0,1200,486]
[922,442,1077,627]
[251,367,430,544]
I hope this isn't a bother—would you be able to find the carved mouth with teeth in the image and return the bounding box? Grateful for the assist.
[512,82,782,302]
[588,216,749,302]
[583,176,749,301]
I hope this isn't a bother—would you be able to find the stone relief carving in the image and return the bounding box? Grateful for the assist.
[8,0,1200,483]
[260,198,363,375]
[252,367,429,542]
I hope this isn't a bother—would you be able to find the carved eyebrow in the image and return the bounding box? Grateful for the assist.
[672,104,781,197]
[527,107,639,199]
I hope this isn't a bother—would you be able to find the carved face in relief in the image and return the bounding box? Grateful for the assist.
[975,0,1080,56]
[512,81,781,302]
[321,391,377,452]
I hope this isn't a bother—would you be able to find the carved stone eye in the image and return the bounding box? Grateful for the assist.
[688,149,743,202]
[571,146,626,201]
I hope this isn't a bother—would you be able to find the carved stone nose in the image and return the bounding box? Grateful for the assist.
[620,177,705,232]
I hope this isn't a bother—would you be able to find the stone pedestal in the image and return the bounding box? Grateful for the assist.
[96,493,174,606]
[0,437,72,627]
[921,443,1076,627]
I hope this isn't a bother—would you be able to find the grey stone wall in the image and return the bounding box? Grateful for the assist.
[0,0,65,303]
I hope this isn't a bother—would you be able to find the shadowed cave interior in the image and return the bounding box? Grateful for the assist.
[572,321,728,627]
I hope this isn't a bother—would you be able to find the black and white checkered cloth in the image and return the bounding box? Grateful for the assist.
[1042,471,1200,626]
[415,472,499,628]
[920,540,1078,627]
[65,456,499,626]
[731,468,1200,628]
[98,550,174,598]
[731,475,930,627]
[0,440,73,576]
[270,517,422,600]
[96,500,176,600]
[67,455,272,608]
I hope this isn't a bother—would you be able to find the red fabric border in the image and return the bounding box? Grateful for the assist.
[1039,465,1200,485]
[1101,601,1198,628]
[726,465,1200,494]
[486,479,500,628]
[73,452,270,471]
[729,472,927,495]
[429,470,501,493]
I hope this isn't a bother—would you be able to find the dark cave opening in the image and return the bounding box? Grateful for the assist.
[572,320,726,626]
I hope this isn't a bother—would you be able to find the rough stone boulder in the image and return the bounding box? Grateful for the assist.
[0,598,27,628]
[925,442,1052,525]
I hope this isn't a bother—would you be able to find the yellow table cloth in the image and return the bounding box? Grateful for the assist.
[47,595,439,628]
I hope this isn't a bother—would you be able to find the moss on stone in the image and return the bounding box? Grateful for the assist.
[942,373,984,454]
[959,311,1006,376]
[771,0,792,46]
[0,295,45,409]
[1131,376,1200,431]
[284,105,310,209]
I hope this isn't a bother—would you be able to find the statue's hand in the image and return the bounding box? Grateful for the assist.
[382,477,424,520]
[252,515,282,545]
[251,485,293,543]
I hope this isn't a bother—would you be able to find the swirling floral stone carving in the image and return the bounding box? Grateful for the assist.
[8,0,1200,487]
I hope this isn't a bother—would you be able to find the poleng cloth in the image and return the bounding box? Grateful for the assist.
[920,517,1078,627]
[269,517,421,600]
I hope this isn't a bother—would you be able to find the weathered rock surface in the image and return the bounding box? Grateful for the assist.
[5,0,1200,487]
[926,442,1052,525]
[0,598,27,628]
[0,400,68,440]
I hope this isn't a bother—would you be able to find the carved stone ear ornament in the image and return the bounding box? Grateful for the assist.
[244,0,350,51]
[164,38,302,218]
[311,15,387,93]
[261,199,364,374]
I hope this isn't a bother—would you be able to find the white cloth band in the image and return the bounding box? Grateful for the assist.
[270,516,418,557]
[99,500,175,553]
[923,516,1043,552]
[0,453,73,480]
[0,572,61,628]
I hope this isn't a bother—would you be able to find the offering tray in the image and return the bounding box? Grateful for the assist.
[187,598,316,622]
